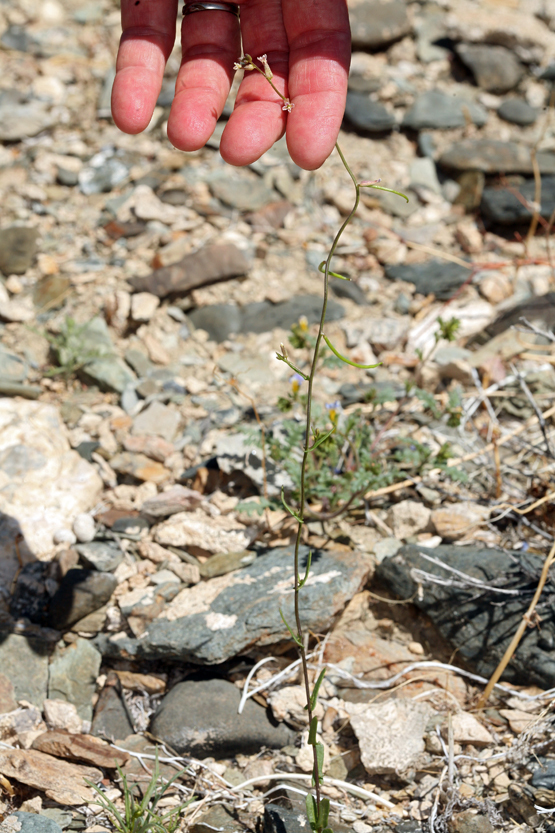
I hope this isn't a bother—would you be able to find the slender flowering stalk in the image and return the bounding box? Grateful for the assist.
[233,53,294,113]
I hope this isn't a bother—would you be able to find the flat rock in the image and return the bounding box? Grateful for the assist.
[132,401,180,442]
[449,712,494,746]
[0,226,39,276]
[214,432,293,497]
[456,44,522,93]
[109,451,170,483]
[0,633,50,709]
[11,814,62,833]
[481,176,555,225]
[345,699,433,775]
[439,140,555,175]
[96,546,373,664]
[0,399,102,556]
[384,260,470,300]
[498,98,538,126]
[345,93,396,132]
[43,699,83,733]
[47,569,117,629]
[207,171,278,211]
[431,503,490,541]
[150,677,294,758]
[402,90,487,131]
[0,748,100,806]
[0,91,54,141]
[140,485,203,517]
[47,638,102,721]
[76,541,123,572]
[130,243,250,298]
[377,544,555,687]
[154,508,255,554]
[349,0,410,48]
[388,500,431,540]
[31,730,130,768]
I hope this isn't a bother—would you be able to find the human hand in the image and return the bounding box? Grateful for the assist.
[111,0,351,171]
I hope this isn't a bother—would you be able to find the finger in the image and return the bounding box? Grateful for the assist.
[219,0,290,167]
[112,0,178,134]
[284,0,350,170]
[166,9,240,151]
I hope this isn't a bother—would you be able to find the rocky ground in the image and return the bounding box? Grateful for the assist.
[2,0,555,832]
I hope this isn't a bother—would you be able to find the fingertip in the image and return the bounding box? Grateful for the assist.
[111,67,161,134]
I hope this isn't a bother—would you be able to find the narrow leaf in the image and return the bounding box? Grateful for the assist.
[281,486,303,524]
[280,607,302,646]
[362,184,409,202]
[309,668,326,711]
[317,799,330,830]
[323,335,381,369]
[298,550,312,589]
[312,742,325,786]
[318,262,351,281]
[309,427,335,451]
[308,716,318,745]
[306,794,318,828]
[275,354,309,380]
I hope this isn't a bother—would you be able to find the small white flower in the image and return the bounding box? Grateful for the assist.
[233,62,242,71]
[282,100,294,112]
[257,54,273,79]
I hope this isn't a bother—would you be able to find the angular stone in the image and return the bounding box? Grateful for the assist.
[345,93,396,132]
[132,401,180,442]
[76,541,123,572]
[403,90,487,131]
[431,503,490,541]
[188,304,242,342]
[385,260,470,300]
[31,730,130,768]
[154,509,254,555]
[91,672,134,742]
[140,485,203,518]
[47,569,117,629]
[345,699,433,775]
[481,176,555,225]
[0,633,50,709]
[349,0,410,48]
[48,638,102,721]
[0,748,100,805]
[43,700,83,733]
[208,171,278,211]
[377,544,555,687]
[498,98,538,126]
[130,244,250,298]
[130,292,159,322]
[109,452,170,484]
[449,712,494,746]
[95,547,373,664]
[150,678,293,758]
[456,44,522,93]
[439,140,555,175]
[198,550,257,579]
[240,295,345,334]
[33,274,71,312]
[388,500,432,540]
[0,226,39,276]
[0,91,54,141]
[11,813,63,833]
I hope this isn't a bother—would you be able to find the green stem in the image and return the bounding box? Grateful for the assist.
[293,142,361,824]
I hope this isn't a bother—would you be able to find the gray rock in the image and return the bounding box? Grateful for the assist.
[78,149,130,195]
[349,0,410,48]
[377,544,555,688]
[76,541,123,572]
[0,91,54,141]
[344,93,396,132]
[91,672,134,742]
[47,569,117,629]
[385,260,470,300]
[481,176,555,225]
[215,431,294,497]
[456,44,522,93]
[0,632,50,708]
[1,25,34,52]
[84,357,136,394]
[198,550,257,579]
[63,317,134,393]
[498,98,538,126]
[0,382,41,399]
[111,516,150,539]
[330,277,368,305]
[131,244,251,299]
[0,226,39,276]
[132,401,180,441]
[96,546,373,664]
[150,678,294,758]
[0,346,28,383]
[207,171,278,211]
[190,806,239,833]
[48,637,102,721]
[189,304,242,342]
[124,348,152,377]
[439,140,555,175]
[410,157,442,195]
[13,813,63,833]
[347,73,381,94]
[402,90,487,130]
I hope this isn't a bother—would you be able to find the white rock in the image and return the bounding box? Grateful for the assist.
[268,685,325,724]
[53,528,77,545]
[346,699,433,775]
[448,712,494,746]
[364,317,410,351]
[73,513,96,543]
[296,731,330,773]
[431,503,490,541]
[388,500,431,540]
[131,292,160,323]
[154,509,255,554]
[477,270,513,305]
[0,401,102,580]
[43,699,83,733]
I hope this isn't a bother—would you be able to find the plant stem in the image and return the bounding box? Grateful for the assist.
[292,142,361,823]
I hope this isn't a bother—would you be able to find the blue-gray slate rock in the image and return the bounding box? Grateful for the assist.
[150,677,294,758]
[12,813,63,833]
[384,259,470,300]
[402,90,487,131]
[497,99,538,127]
[91,671,134,741]
[0,632,50,709]
[95,546,373,664]
[456,44,522,93]
[481,177,555,225]
[377,544,555,688]
[439,140,555,175]
[349,0,410,49]
[345,93,396,132]
[48,637,102,721]
[76,541,123,572]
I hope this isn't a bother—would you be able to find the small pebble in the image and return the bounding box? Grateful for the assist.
[73,512,96,543]
[53,528,77,545]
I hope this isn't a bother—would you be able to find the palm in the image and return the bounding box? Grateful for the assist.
[111,0,350,170]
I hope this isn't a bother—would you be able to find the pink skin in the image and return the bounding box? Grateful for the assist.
[111,0,351,170]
